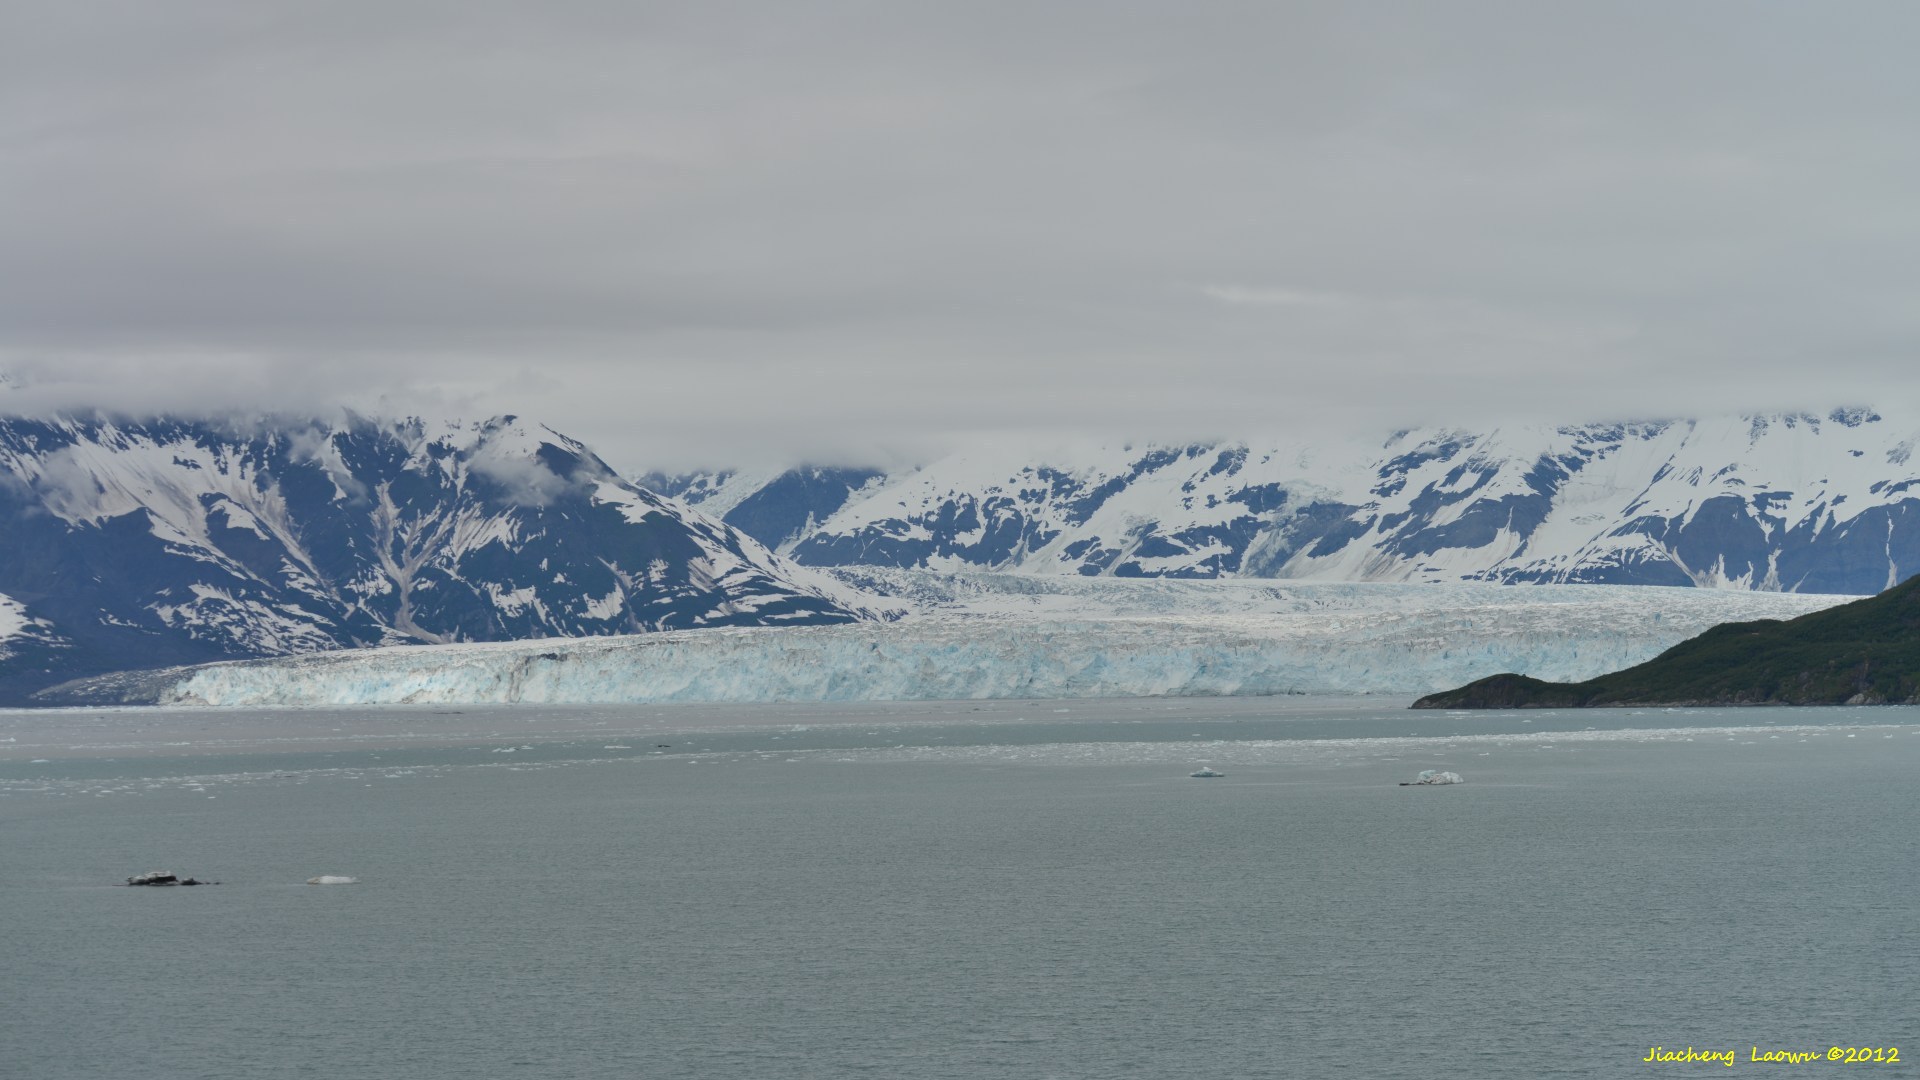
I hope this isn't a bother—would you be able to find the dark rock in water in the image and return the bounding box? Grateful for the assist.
[124,871,215,886]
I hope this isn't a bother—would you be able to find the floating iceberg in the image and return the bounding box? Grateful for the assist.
[306,876,359,885]
[1403,770,1464,786]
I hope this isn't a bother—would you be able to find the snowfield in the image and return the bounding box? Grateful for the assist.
[0,593,25,648]
[63,572,1856,706]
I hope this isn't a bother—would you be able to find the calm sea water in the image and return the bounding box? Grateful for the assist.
[3,698,1916,1079]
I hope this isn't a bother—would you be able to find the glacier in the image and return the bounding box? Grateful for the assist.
[9,405,1917,703]
[57,572,1853,706]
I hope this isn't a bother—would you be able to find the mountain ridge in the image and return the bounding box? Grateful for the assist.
[0,410,886,701]
[653,409,1920,595]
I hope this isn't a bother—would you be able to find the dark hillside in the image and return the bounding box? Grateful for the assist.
[1414,575,1920,708]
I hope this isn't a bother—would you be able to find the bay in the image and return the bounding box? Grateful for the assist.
[4,698,1915,1079]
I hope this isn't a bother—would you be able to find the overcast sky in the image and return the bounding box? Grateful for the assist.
[4,1,1919,472]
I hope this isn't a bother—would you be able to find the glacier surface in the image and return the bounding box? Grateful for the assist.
[83,572,1855,706]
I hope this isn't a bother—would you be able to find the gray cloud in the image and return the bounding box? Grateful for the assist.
[5,1,1920,473]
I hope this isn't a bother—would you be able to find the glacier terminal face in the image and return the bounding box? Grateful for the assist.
[60,573,1853,707]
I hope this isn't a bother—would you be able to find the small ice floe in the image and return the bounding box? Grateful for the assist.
[1189,766,1225,778]
[125,871,215,886]
[306,875,358,885]
[1400,770,1464,787]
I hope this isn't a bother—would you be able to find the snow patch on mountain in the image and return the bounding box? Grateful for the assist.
[660,468,789,520]
[0,592,63,667]
[0,593,27,646]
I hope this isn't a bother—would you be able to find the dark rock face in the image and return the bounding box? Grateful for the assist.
[0,414,875,702]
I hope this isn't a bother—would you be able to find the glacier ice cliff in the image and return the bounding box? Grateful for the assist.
[49,573,1852,706]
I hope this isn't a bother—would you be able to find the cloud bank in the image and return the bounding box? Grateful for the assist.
[5,1,1919,471]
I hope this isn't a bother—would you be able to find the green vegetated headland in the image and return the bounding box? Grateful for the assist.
[1413,576,1920,709]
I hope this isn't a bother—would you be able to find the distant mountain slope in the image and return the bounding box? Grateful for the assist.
[659,410,1920,594]
[642,466,884,551]
[0,413,883,701]
[1412,576,1920,708]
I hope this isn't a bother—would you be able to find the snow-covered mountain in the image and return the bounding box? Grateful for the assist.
[0,413,886,701]
[655,410,1920,595]
[9,404,1916,704]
